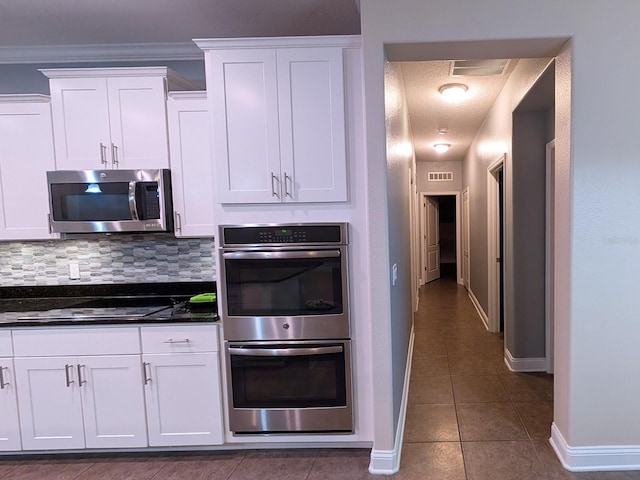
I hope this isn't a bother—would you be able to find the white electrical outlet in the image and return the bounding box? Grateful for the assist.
[69,262,80,280]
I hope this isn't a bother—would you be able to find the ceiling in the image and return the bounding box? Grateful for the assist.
[0,0,521,164]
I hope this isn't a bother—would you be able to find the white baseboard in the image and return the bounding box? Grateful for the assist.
[504,348,546,372]
[467,288,489,330]
[550,423,640,471]
[368,327,415,475]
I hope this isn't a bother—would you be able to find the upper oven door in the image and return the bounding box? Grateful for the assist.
[220,246,349,340]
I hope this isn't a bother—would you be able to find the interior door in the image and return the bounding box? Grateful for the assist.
[462,187,470,290]
[425,197,440,283]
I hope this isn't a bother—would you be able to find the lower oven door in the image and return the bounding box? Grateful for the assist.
[226,340,353,434]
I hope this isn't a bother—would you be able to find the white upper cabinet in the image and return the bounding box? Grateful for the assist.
[41,67,201,171]
[197,36,355,204]
[167,92,215,237]
[0,95,57,240]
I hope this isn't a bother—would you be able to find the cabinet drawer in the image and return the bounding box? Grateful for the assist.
[141,325,219,354]
[0,330,12,356]
[12,327,140,356]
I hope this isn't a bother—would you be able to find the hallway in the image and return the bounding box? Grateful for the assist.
[396,273,640,480]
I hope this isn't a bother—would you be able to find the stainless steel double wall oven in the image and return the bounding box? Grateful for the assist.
[219,223,352,435]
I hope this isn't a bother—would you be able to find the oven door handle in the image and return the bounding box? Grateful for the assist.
[222,250,340,260]
[228,346,343,357]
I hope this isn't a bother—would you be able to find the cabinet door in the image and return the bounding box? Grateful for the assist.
[0,100,57,240]
[49,77,112,170]
[143,353,223,446]
[0,358,21,451]
[106,77,170,169]
[277,47,348,202]
[167,94,215,237]
[80,355,148,449]
[209,49,282,203]
[14,357,85,450]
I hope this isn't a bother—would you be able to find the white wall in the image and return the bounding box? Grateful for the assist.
[361,0,640,469]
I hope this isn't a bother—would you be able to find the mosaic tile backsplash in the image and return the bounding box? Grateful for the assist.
[0,235,216,286]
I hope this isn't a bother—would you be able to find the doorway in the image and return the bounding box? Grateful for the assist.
[420,192,461,285]
[487,155,506,333]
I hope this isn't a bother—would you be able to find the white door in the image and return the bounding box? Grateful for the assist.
[143,353,223,446]
[0,358,21,451]
[462,187,470,290]
[209,49,282,203]
[425,197,441,283]
[49,77,112,170]
[106,76,170,169]
[277,47,348,202]
[14,357,85,450]
[80,355,148,448]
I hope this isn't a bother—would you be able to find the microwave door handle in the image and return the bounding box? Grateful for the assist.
[222,250,341,260]
[228,346,343,357]
[128,181,139,220]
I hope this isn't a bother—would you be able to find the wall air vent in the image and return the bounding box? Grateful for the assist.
[428,172,453,182]
[451,59,510,77]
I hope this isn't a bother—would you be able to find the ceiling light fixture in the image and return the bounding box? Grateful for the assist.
[434,143,451,153]
[439,83,468,103]
[438,128,448,135]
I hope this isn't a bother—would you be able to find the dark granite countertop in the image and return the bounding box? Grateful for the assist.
[0,281,218,327]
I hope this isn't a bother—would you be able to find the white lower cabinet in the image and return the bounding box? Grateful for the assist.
[0,357,21,451]
[12,327,147,451]
[141,325,223,446]
[14,355,147,450]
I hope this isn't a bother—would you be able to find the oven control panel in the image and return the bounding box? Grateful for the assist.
[221,223,347,246]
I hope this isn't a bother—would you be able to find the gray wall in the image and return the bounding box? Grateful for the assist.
[510,111,548,358]
[383,61,415,441]
[0,60,205,94]
[417,161,462,193]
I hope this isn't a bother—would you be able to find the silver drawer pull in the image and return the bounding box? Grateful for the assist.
[65,364,75,387]
[143,362,152,385]
[0,366,8,389]
[77,364,86,386]
[163,338,191,344]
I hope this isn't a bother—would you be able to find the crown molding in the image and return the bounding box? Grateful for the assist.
[0,42,203,65]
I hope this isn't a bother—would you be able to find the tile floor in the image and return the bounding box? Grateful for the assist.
[1,272,639,479]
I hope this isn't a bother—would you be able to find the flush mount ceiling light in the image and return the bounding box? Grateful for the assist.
[433,143,451,153]
[439,83,468,103]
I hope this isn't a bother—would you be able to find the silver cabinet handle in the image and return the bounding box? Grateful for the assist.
[111,143,119,166]
[271,173,280,198]
[142,362,151,385]
[99,143,108,165]
[64,364,75,387]
[77,364,86,386]
[174,212,182,232]
[0,366,8,389]
[228,345,343,357]
[223,249,341,260]
[284,172,292,198]
[162,338,191,344]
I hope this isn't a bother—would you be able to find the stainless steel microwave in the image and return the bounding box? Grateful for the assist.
[47,169,173,234]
